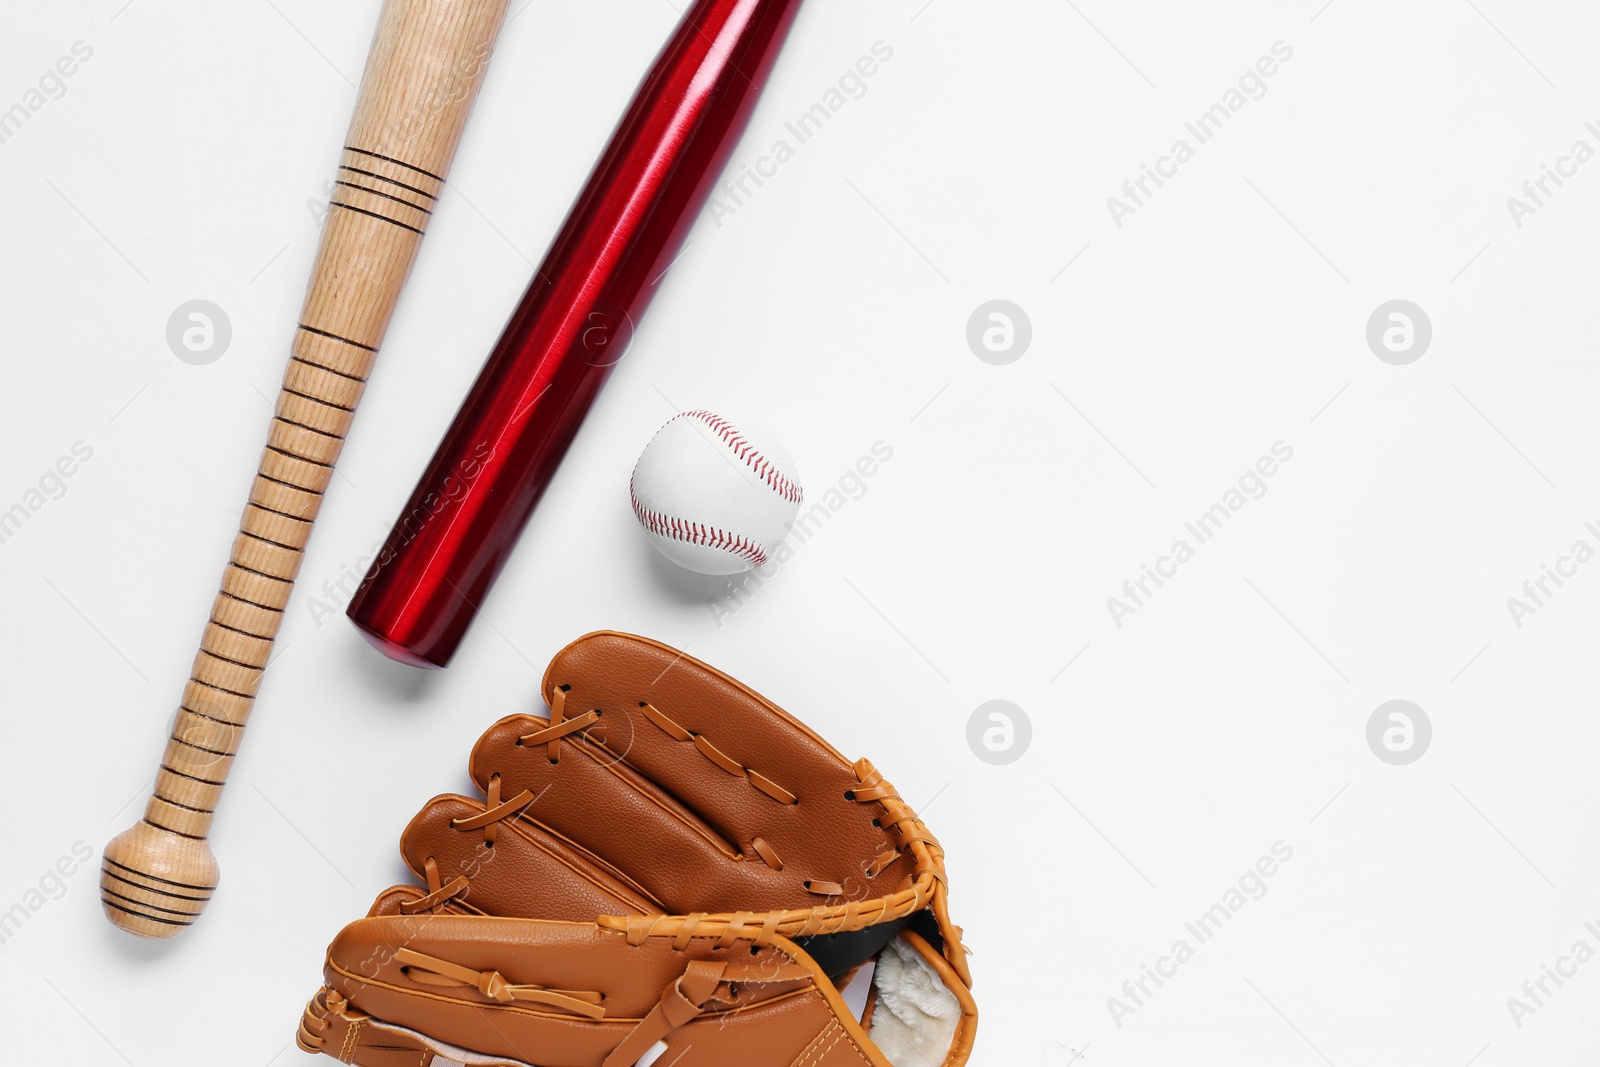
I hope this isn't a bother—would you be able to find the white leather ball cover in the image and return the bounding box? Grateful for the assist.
[629,410,803,575]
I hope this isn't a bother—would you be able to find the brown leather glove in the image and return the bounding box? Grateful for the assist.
[296,632,976,1067]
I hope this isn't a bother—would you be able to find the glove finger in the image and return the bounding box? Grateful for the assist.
[398,794,661,921]
[471,712,768,912]
[469,631,916,913]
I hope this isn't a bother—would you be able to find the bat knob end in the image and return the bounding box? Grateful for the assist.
[100,822,217,939]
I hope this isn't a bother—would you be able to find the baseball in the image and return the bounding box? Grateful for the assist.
[630,409,803,575]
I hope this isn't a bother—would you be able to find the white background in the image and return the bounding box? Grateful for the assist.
[2,0,1599,1064]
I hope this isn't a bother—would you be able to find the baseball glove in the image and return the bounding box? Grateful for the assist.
[296,631,976,1067]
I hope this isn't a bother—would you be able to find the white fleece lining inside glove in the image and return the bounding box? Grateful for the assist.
[868,936,962,1067]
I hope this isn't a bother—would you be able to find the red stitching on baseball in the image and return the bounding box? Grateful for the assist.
[630,486,768,568]
[679,410,803,505]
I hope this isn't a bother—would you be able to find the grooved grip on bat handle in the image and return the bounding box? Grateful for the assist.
[100,0,511,940]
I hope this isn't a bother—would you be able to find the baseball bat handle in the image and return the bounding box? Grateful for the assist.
[101,0,511,939]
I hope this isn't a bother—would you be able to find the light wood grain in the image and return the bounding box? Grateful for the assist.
[101,0,511,939]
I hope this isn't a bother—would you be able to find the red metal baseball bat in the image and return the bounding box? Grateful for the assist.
[348,0,805,666]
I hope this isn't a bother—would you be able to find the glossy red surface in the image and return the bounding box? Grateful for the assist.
[348,0,805,667]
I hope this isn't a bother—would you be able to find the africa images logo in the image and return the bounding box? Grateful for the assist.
[0,41,94,147]
[1105,40,1294,228]
[0,441,94,547]
[1107,842,1295,1027]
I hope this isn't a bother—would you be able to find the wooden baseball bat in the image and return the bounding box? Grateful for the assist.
[100,0,511,939]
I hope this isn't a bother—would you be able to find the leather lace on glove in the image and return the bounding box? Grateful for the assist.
[296,631,976,1067]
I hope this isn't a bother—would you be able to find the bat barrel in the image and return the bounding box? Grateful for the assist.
[101,0,511,939]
